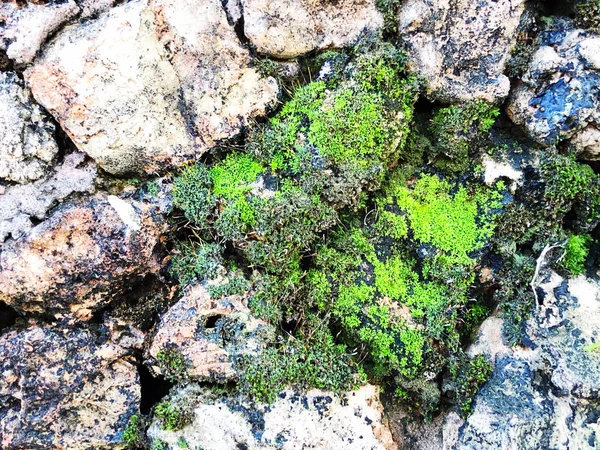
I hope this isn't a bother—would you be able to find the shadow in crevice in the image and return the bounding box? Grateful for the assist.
[0,302,19,335]
[139,363,173,414]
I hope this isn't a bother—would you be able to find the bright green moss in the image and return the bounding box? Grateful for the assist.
[372,255,416,301]
[374,209,408,239]
[562,234,591,276]
[335,283,375,329]
[154,401,191,431]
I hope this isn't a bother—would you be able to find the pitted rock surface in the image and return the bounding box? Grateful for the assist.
[147,284,272,382]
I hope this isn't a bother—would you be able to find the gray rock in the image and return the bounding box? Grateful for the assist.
[0,194,167,320]
[0,152,97,243]
[147,384,397,450]
[25,0,278,175]
[0,323,141,449]
[241,0,383,58]
[398,0,526,103]
[507,18,600,157]
[0,72,58,184]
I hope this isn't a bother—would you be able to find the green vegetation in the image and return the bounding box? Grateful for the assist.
[154,400,192,431]
[428,100,500,172]
[169,242,222,286]
[156,347,188,382]
[150,440,167,450]
[123,415,143,448]
[576,0,600,32]
[506,42,536,78]
[172,163,212,225]
[562,234,591,276]
[376,0,403,35]
[450,354,493,417]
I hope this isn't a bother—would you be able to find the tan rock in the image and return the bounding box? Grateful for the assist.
[0,195,166,319]
[147,284,271,382]
[0,324,140,449]
[398,0,525,103]
[25,0,278,175]
[241,0,383,58]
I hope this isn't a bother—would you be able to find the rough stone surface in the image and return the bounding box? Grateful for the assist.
[147,384,397,450]
[0,195,166,320]
[0,0,79,66]
[0,72,58,184]
[0,323,141,449]
[398,0,526,103]
[507,19,600,157]
[25,0,278,175]
[0,152,97,243]
[146,284,272,382]
[241,0,383,58]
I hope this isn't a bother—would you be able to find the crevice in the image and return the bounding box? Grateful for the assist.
[138,362,173,414]
[0,302,19,334]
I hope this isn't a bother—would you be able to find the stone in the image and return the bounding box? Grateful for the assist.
[0,0,79,66]
[147,384,397,449]
[0,195,166,320]
[241,0,383,58]
[0,323,140,449]
[507,18,600,157]
[398,0,526,103]
[146,284,272,382]
[0,72,58,184]
[25,0,278,175]
[0,152,97,243]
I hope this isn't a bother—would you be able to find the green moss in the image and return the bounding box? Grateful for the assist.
[123,414,142,448]
[154,400,192,431]
[576,0,600,32]
[156,347,188,382]
[375,0,402,35]
[177,437,189,449]
[506,41,536,78]
[239,315,362,402]
[429,101,499,172]
[151,440,167,450]
[172,164,213,225]
[562,234,591,276]
[450,354,493,417]
[373,255,416,301]
[207,270,251,298]
[170,242,222,286]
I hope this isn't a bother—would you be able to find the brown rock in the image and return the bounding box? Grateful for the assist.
[147,284,272,382]
[0,195,166,319]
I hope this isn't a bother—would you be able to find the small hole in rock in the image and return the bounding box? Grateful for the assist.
[204,314,223,329]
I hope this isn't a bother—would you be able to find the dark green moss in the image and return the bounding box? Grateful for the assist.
[450,354,493,417]
[156,347,189,382]
[169,242,222,286]
[154,400,192,431]
[576,0,600,32]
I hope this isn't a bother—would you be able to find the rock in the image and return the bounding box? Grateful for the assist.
[398,0,526,103]
[507,19,600,157]
[0,72,58,184]
[0,0,79,66]
[25,0,278,175]
[0,195,166,320]
[0,323,140,449]
[147,384,397,450]
[146,284,272,382]
[241,0,383,58]
[0,152,97,243]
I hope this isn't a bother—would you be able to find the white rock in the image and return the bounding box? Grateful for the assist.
[241,0,383,58]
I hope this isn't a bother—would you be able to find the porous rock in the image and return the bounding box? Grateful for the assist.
[0,152,97,243]
[0,323,141,449]
[147,384,397,450]
[398,0,526,103]
[241,0,383,58]
[0,195,166,320]
[147,284,272,382]
[25,0,278,175]
[507,18,600,158]
[0,72,58,184]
